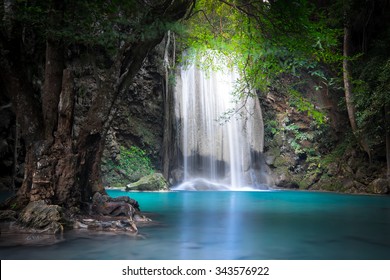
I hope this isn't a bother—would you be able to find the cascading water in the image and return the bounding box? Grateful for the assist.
[173,56,270,190]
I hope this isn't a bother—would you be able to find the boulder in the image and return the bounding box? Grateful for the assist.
[18,200,63,234]
[92,192,138,216]
[274,172,299,189]
[126,173,168,191]
[368,178,389,194]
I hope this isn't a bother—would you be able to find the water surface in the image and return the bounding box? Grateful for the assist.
[1,190,389,259]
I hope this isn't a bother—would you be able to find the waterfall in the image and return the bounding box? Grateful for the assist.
[173,59,270,190]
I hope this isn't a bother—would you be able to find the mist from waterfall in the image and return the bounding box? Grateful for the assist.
[173,56,270,190]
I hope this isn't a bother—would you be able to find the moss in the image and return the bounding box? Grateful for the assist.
[102,145,155,187]
[111,182,124,189]
[314,175,345,192]
[126,173,168,191]
[273,154,295,168]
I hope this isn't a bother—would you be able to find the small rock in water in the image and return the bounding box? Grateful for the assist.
[73,221,88,229]
[126,173,168,191]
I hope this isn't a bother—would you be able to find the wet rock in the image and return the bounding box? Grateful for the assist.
[265,155,276,166]
[170,168,184,185]
[0,209,17,221]
[276,180,299,189]
[126,173,168,191]
[18,200,63,234]
[368,178,389,194]
[69,193,149,234]
[73,217,138,233]
[133,213,151,222]
[354,180,368,193]
[92,192,138,216]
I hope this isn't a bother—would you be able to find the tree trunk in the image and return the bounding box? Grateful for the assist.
[1,0,196,215]
[343,16,372,161]
[1,57,44,207]
[42,39,64,139]
[76,32,170,200]
[343,26,357,132]
[19,64,72,205]
[52,69,79,205]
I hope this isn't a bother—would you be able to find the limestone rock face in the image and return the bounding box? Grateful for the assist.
[101,48,167,188]
[126,173,168,191]
[18,200,63,234]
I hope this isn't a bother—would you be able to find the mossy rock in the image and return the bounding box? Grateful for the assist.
[273,154,295,168]
[126,173,168,191]
[264,147,281,166]
[313,176,345,192]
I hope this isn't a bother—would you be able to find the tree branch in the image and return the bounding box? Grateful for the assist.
[188,9,217,30]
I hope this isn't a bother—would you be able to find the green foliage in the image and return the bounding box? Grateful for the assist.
[119,146,154,177]
[264,119,279,140]
[283,120,312,156]
[103,145,154,187]
[13,0,179,51]
[281,116,332,163]
[168,72,177,87]
[180,0,341,92]
[321,139,350,166]
[288,89,327,124]
[351,26,390,149]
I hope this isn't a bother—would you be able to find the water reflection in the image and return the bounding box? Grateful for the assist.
[1,190,390,259]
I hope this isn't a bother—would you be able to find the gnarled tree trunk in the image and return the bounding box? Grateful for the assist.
[1,0,195,218]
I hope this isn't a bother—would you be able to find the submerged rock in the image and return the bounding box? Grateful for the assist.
[126,173,168,191]
[81,192,150,233]
[73,217,138,233]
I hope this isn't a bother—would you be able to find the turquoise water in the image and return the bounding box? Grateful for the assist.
[1,190,390,259]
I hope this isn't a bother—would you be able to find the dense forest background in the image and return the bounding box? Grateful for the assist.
[0,0,389,230]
